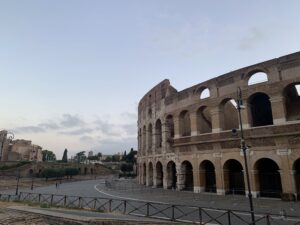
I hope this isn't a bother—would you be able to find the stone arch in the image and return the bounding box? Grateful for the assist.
[199,160,216,193]
[166,161,177,189]
[179,110,191,136]
[155,119,162,148]
[147,123,153,152]
[223,159,245,195]
[248,92,273,127]
[253,158,282,198]
[180,160,194,191]
[142,126,146,151]
[246,70,269,86]
[293,158,300,199]
[142,163,146,185]
[284,83,300,121]
[148,162,154,186]
[219,98,239,131]
[165,115,174,145]
[197,106,212,134]
[200,87,210,99]
[156,161,163,188]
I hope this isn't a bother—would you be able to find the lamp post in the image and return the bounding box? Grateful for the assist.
[236,87,255,224]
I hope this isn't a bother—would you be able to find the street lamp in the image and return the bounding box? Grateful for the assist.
[236,87,255,224]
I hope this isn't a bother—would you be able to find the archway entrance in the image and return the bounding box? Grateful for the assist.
[249,93,273,127]
[156,161,163,188]
[255,158,282,198]
[224,160,245,195]
[167,161,177,189]
[148,162,153,186]
[181,161,194,191]
[142,163,146,185]
[200,160,216,193]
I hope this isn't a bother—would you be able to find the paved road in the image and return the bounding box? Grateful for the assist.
[2,178,300,224]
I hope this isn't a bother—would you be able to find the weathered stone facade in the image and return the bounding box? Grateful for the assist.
[137,51,300,200]
[0,131,42,162]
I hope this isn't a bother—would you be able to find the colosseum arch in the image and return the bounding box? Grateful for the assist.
[156,161,163,188]
[197,106,212,134]
[148,162,154,186]
[165,115,174,147]
[155,119,162,148]
[147,123,153,152]
[199,160,216,193]
[247,71,269,86]
[180,160,194,191]
[200,87,211,99]
[248,92,273,127]
[294,158,300,199]
[166,161,177,189]
[223,159,245,195]
[179,110,191,137]
[253,158,282,198]
[142,163,146,185]
[219,98,239,131]
[284,83,300,121]
[142,126,146,151]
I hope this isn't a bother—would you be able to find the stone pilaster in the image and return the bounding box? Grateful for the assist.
[270,95,286,125]
[211,106,223,133]
[190,111,198,136]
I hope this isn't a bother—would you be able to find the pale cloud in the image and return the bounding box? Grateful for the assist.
[238,27,266,51]
[60,114,85,128]
[13,126,45,134]
[59,128,94,136]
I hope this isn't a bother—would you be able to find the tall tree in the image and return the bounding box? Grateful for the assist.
[42,150,56,161]
[62,148,68,162]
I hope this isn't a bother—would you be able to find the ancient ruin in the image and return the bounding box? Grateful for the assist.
[137,51,300,200]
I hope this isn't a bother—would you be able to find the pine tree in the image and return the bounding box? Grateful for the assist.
[62,148,68,162]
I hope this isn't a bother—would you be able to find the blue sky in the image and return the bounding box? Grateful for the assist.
[0,0,299,159]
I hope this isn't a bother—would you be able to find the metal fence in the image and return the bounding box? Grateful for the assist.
[0,192,300,225]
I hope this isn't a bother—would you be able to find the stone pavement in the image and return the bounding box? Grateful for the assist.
[100,179,300,217]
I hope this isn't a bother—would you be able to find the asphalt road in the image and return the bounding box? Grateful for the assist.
[2,178,300,225]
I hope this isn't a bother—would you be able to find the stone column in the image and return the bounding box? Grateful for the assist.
[163,164,168,189]
[250,170,259,198]
[176,163,184,191]
[153,166,157,187]
[193,168,201,193]
[211,106,223,133]
[145,163,150,186]
[174,116,180,138]
[190,111,198,136]
[161,120,167,154]
[216,168,225,195]
[270,95,286,125]
[241,102,251,129]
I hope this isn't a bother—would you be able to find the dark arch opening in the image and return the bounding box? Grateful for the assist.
[249,92,273,127]
[167,161,177,189]
[166,115,174,143]
[294,159,300,200]
[197,106,212,134]
[155,119,162,148]
[148,162,153,186]
[284,83,300,121]
[224,159,245,195]
[143,126,146,152]
[200,160,216,193]
[221,99,239,131]
[84,167,87,175]
[156,161,163,188]
[142,163,146,185]
[255,158,282,198]
[179,110,191,136]
[148,124,153,152]
[181,161,194,191]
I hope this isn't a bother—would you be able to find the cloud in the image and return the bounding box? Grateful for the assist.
[120,112,137,121]
[80,135,95,142]
[122,124,137,136]
[13,126,45,134]
[39,121,60,130]
[60,114,85,128]
[59,128,94,136]
[92,137,137,154]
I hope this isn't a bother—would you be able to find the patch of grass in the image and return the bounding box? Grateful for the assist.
[40,203,50,208]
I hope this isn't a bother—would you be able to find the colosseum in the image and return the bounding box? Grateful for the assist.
[137,51,300,200]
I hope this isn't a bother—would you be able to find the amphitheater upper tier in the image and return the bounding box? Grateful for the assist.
[137,51,300,200]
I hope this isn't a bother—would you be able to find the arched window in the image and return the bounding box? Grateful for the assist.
[200,88,210,99]
[179,110,191,136]
[197,106,212,134]
[147,124,153,152]
[223,159,245,195]
[181,161,194,191]
[284,83,300,121]
[155,119,162,148]
[248,72,268,86]
[220,99,239,130]
[249,92,273,127]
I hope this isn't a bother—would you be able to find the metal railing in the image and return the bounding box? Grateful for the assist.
[0,192,300,225]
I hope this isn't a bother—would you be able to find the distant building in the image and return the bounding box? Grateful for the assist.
[0,130,42,162]
[88,151,93,157]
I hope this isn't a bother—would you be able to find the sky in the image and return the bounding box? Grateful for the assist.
[0,0,300,159]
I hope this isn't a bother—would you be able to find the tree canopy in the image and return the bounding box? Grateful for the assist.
[42,150,56,161]
[62,148,68,162]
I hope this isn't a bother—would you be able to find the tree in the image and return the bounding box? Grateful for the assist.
[124,148,137,163]
[111,154,121,162]
[62,148,68,162]
[42,150,56,162]
[65,168,79,179]
[75,151,86,162]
